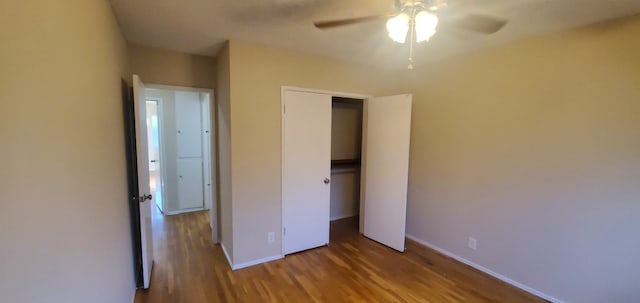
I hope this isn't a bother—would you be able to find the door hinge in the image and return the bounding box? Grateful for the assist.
[283,104,286,114]
[283,227,286,236]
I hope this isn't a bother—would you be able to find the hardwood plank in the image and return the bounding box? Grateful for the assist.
[135,212,548,303]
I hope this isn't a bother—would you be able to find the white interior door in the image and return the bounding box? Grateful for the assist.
[133,75,154,288]
[283,90,332,255]
[362,94,412,252]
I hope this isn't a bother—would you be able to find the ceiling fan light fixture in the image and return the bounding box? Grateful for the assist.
[386,13,410,43]
[415,10,438,43]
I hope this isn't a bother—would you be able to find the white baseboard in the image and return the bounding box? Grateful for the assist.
[165,207,206,216]
[405,234,565,303]
[330,214,357,221]
[219,242,283,270]
[220,242,233,268]
[231,254,283,270]
[130,285,137,303]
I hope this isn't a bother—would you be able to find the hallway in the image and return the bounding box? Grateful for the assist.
[134,212,546,302]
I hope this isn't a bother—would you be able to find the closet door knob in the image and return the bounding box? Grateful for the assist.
[323,178,330,184]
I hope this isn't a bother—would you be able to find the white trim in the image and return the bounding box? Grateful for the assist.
[280,86,369,257]
[280,87,286,257]
[221,242,233,269]
[199,91,220,244]
[164,207,206,216]
[405,234,565,303]
[330,214,358,221]
[231,255,283,270]
[146,83,214,94]
[282,86,369,100]
[200,92,214,212]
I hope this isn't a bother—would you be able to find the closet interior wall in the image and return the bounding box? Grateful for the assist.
[330,97,363,221]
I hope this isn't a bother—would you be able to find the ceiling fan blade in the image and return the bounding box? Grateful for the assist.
[448,14,508,34]
[314,15,386,29]
[428,2,448,11]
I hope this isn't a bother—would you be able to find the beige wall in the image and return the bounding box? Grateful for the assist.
[227,41,406,265]
[216,42,233,260]
[331,101,363,160]
[129,43,216,89]
[405,16,640,303]
[0,0,134,302]
[330,170,360,220]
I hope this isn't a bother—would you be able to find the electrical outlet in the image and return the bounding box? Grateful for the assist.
[468,237,477,250]
[268,232,275,243]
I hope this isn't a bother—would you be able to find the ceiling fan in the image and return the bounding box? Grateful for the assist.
[313,0,507,68]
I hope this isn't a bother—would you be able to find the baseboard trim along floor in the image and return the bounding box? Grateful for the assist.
[405,234,565,303]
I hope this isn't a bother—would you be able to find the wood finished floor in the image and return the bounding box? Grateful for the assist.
[135,209,547,303]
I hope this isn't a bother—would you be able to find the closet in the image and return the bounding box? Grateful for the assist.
[329,97,363,229]
[282,87,412,256]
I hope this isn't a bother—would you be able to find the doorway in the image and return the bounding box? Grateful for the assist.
[329,97,363,239]
[144,87,215,216]
[129,74,219,288]
[145,99,164,212]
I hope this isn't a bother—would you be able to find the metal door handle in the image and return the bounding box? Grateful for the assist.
[139,194,153,203]
[150,160,157,163]
[324,178,330,184]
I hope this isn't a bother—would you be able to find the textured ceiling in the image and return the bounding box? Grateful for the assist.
[109,0,640,69]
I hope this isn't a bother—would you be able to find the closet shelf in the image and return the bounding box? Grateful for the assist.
[331,159,361,170]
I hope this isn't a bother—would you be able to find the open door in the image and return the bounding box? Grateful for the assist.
[282,90,332,255]
[133,75,154,288]
[361,94,412,252]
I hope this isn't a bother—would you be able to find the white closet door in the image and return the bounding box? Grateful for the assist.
[175,91,204,211]
[175,91,202,158]
[177,158,204,209]
[283,90,332,255]
[362,94,412,252]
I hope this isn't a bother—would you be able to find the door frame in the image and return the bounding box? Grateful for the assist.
[144,97,167,214]
[145,83,219,243]
[280,86,369,256]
